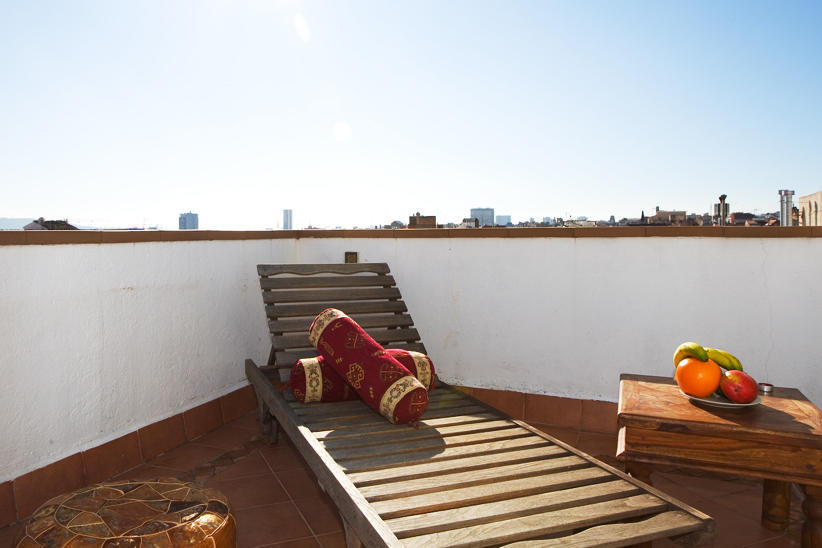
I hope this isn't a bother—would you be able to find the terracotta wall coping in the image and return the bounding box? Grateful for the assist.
[1,226,821,246]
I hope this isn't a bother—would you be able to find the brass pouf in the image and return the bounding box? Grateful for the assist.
[16,478,236,547]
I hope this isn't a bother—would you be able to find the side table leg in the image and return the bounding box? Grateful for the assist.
[626,461,654,486]
[803,485,822,548]
[762,479,791,531]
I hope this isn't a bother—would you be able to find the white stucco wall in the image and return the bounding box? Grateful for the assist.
[1,234,820,482]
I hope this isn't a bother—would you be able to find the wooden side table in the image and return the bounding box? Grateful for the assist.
[15,478,236,547]
[617,374,822,547]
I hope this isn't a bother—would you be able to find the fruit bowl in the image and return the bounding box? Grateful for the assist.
[679,390,762,408]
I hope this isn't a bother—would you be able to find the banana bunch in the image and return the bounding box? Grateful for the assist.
[673,342,708,365]
[705,347,743,371]
[673,341,743,371]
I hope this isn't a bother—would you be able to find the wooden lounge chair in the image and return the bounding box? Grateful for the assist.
[245,263,715,547]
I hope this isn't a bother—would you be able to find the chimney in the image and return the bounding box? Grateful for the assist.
[778,190,794,226]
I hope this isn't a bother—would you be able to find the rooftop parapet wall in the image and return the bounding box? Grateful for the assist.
[0,232,820,483]
[1,225,822,246]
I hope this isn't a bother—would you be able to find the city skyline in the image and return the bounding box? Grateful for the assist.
[0,192,797,230]
[2,1,820,229]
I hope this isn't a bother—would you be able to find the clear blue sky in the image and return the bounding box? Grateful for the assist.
[1,0,820,229]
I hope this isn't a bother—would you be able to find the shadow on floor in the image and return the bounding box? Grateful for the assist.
[0,412,804,547]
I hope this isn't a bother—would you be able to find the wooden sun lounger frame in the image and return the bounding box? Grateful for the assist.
[245,263,715,547]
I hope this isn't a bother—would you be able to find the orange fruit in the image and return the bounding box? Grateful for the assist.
[675,357,721,398]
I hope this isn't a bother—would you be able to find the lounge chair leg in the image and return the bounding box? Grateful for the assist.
[258,399,279,444]
[343,519,362,548]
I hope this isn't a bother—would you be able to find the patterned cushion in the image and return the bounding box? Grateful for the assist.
[308,308,429,424]
[289,357,359,403]
[289,349,436,403]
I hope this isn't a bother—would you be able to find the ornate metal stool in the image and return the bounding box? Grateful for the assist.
[15,478,236,547]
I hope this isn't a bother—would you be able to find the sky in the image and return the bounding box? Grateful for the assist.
[1,0,821,229]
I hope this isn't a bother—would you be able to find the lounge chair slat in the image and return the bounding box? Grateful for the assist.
[314,413,500,441]
[262,287,402,304]
[258,263,390,276]
[400,493,668,548]
[268,300,408,317]
[327,426,532,462]
[372,466,614,520]
[293,393,469,422]
[306,404,489,432]
[347,445,571,486]
[338,436,554,473]
[387,479,643,539]
[361,455,590,501]
[500,510,707,548]
[261,274,396,290]
[321,419,516,451]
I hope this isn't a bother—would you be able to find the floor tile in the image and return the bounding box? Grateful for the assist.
[211,451,273,481]
[206,473,291,510]
[148,442,225,471]
[232,501,312,547]
[260,537,321,548]
[260,443,309,472]
[195,425,258,451]
[276,467,324,501]
[0,522,23,547]
[229,412,262,432]
[316,531,347,548]
[575,431,619,466]
[12,453,85,520]
[688,494,787,547]
[113,463,190,482]
[530,423,579,446]
[294,495,344,535]
[0,481,15,528]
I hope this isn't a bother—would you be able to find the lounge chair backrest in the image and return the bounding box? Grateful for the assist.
[257,263,426,379]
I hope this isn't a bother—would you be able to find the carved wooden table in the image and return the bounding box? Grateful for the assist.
[617,373,822,547]
[15,478,236,547]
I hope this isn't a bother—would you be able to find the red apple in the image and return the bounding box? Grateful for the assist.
[719,370,758,403]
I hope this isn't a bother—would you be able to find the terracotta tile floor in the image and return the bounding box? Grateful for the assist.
[0,411,805,547]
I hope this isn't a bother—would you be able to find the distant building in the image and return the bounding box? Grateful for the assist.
[495,215,512,226]
[799,191,822,226]
[283,209,293,230]
[648,206,687,226]
[470,208,494,227]
[460,217,479,228]
[23,217,78,230]
[730,212,756,226]
[179,212,199,230]
[408,212,436,228]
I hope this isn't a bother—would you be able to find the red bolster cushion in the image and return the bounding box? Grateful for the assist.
[288,357,360,403]
[289,349,436,403]
[308,308,429,424]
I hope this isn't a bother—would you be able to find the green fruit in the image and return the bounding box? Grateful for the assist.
[705,347,743,371]
[673,342,708,366]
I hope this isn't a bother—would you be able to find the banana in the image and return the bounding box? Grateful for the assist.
[673,342,708,366]
[705,347,743,371]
